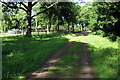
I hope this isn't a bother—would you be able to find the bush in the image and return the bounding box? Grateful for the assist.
[94,30,118,41]
[95,30,104,35]
[108,34,117,41]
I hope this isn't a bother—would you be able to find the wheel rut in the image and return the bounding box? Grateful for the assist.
[77,35,96,78]
[25,37,77,79]
[25,32,96,79]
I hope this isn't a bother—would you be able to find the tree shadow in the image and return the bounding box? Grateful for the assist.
[2,32,69,79]
[25,41,82,79]
[72,31,92,36]
[2,33,119,79]
[33,32,67,39]
[88,44,119,78]
[26,40,99,79]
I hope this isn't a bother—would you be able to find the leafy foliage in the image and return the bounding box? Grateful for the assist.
[90,2,120,41]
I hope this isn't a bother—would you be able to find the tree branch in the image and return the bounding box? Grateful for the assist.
[19,7,27,12]
[20,2,28,10]
[32,2,38,7]
[1,2,18,9]
[31,2,58,18]
[1,2,27,12]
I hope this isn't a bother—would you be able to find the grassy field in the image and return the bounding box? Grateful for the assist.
[0,32,46,37]
[1,32,119,79]
[2,32,74,79]
[86,34,119,78]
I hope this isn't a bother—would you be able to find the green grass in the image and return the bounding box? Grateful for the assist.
[86,34,119,78]
[47,40,81,77]
[2,32,72,80]
[2,32,119,79]
[0,32,46,37]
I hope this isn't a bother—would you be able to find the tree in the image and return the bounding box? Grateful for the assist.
[36,2,79,33]
[57,2,78,32]
[1,1,58,37]
[90,1,120,41]
[77,3,92,31]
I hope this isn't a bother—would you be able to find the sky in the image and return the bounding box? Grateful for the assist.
[73,0,94,2]
[73,0,94,6]
[2,0,94,2]
[1,0,94,6]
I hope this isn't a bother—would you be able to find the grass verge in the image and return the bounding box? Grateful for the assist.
[2,32,70,80]
[87,34,119,78]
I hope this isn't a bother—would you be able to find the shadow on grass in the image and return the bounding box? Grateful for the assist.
[72,31,92,36]
[88,44,119,78]
[25,41,82,79]
[2,32,119,79]
[2,32,66,41]
[2,32,69,80]
[2,32,67,54]
[52,42,81,77]
[33,32,67,39]
[25,41,119,79]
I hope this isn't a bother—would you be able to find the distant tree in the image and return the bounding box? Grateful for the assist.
[36,2,79,32]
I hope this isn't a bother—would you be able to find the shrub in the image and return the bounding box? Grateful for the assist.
[95,30,104,35]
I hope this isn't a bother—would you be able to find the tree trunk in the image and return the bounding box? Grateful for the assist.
[49,20,51,32]
[26,2,32,37]
[72,23,74,32]
[47,25,49,34]
[67,23,70,33]
[81,23,83,31]
[47,15,51,33]
[38,29,39,35]
[57,17,60,31]
[35,16,38,32]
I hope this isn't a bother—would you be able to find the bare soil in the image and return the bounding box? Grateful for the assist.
[77,35,96,78]
[25,31,96,80]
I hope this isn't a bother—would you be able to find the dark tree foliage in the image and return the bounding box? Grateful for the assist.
[92,2,120,41]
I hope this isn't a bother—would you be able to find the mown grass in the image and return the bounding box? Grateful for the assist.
[47,39,81,78]
[2,32,72,80]
[86,34,119,78]
[0,32,45,37]
[2,32,119,79]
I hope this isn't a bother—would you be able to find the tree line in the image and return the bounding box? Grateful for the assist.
[1,1,120,41]
[1,1,80,37]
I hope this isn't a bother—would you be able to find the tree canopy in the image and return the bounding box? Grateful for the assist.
[89,2,120,41]
[1,1,120,41]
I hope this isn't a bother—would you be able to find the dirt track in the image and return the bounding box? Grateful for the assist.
[25,31,96,79]
[78,36,96,78]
